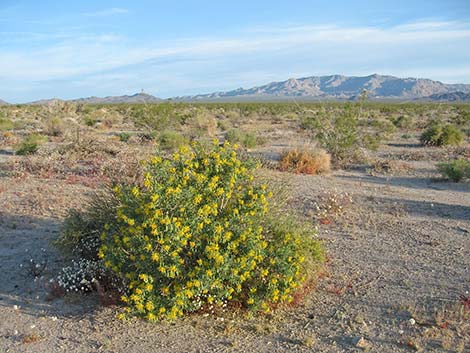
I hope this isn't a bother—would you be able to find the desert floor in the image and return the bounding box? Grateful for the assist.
[0,137,469,353]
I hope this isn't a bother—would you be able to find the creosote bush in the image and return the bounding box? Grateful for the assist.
[420,124,464,146]
[44,117,65,136]
[15,134,48,155]
[158,130,189,151]
[96,141,322,320]
[392,115,414,129]
[279,148,331,175]
[437,159,470,182]
[301,105,380,164]
[0,117,14,131]
[118,132,131,142]
[225,128,260,148]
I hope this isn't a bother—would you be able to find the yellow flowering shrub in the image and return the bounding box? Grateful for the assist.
[99,140,321,320]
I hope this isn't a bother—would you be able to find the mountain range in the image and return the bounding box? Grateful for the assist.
[421,91,470,102]
[28,92,162,105]
[176,74,470,101]
[3,74,470,104]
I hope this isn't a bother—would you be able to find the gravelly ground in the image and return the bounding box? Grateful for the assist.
[0,140,469,353]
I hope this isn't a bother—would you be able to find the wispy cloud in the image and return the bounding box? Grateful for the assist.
[83,7,128,17]
[1,19,470,101]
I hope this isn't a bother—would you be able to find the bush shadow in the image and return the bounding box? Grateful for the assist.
[0,213,103,319]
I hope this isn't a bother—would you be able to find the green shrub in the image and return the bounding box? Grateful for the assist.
[13,120,28,130]
[118,132,131,142]
[283,112,298,120]
[302,106,364,163]
[128,103,178,131]
[56,191,118,259]
[15,134,48,155]
[420,124,442,145]
[44,117,65,136]
[437,159,470,182]
[242,133,258,148]
[158,130,188,151]
[392,115,414,129]
[439,125,465,146]
[362,133,382,151]
[420,124,464,146]
[452,109,470,126]
[0,117,13,131]
[217,120,229,131]
[370,119,396,137]
[83,115,97,127]
[96,141,322,320]
[225,129,260,148]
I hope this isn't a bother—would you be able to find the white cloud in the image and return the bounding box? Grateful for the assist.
[0,19,469,100]
[83,8,128,17]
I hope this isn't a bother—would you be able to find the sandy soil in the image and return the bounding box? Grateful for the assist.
[0,140,469,352]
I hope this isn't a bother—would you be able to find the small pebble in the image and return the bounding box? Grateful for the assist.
[354,336,369,349]
[409,318,416,325]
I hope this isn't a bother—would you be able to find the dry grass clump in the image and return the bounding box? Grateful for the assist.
[369,158,412,176]
[1,131,19,146]
[400,300,469,352]
[278,147,331,175]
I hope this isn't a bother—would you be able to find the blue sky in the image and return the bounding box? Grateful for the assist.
[1,0,470,102]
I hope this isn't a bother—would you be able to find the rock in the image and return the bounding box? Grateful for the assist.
[353,336,370,349]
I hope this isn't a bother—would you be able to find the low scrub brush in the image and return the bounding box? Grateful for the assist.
[279,148,331,175]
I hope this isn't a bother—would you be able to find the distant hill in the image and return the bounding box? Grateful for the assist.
[28,98,64,105]
[422,91,470,102]
[0,99,9,105]
[28,93,162,105]
[176,74,470,101]
[72,92,162,104]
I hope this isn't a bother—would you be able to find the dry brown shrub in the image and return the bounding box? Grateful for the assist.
[1,131,20,145]
[279,147,331,175]
[370,158,411,175]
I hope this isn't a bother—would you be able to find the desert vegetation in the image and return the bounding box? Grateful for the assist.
[0,101,469,352]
